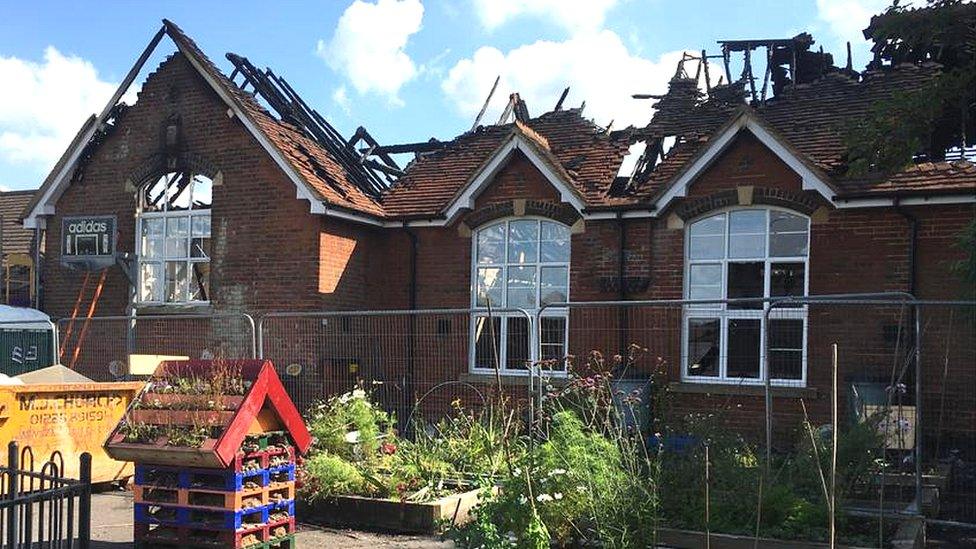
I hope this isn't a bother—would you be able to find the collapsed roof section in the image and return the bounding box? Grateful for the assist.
[624,31,976,208]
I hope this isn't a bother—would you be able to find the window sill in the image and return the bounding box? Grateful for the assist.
[667,381,817,399]
[134,303,214,316]
[460,372,570,387]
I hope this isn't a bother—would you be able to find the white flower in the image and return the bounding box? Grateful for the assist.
[513,467,522,476]
[344,430,361,444]
[351,389,366,400]
[549,468,567,476]
[536,494,553,503]
[554,493,563,500]
[518,495,528,505]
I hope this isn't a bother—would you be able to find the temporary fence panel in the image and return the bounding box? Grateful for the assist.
[57,314,255,381]
[259,308,536,425]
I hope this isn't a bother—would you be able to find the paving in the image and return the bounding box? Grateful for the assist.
[90,491,454,548]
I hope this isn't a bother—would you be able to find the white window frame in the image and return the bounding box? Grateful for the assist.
[468,217,571,376]
[135,172,212,306]
[682,206,810,387]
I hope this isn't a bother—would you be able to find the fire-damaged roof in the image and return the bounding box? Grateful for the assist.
[23,20,974,230]
[382,109,633,218]
[634,63,976,205]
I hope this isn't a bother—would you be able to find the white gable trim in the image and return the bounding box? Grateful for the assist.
[441,133,588,224]
[652,113,837,214]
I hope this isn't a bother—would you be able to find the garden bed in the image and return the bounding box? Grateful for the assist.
[300,487,485,534]
[655,517,924,549]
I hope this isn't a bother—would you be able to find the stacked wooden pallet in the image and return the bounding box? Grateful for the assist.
[132,433,297,549]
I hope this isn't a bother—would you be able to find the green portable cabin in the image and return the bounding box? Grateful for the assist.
[0,305,55,377]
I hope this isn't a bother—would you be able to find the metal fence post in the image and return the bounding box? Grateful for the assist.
[77,452,92,549]
[913,303,923,513]
[6,441,18,549]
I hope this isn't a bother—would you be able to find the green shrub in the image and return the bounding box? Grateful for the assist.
[302,453,364,500]
[306,389,393,460]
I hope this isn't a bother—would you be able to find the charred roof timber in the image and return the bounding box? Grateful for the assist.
[225,52,403,198]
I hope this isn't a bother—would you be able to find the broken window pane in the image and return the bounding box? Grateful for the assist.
[771,262,805,299]
[687,318,719,377]
[476,267,503,307]
[727,262,764,309]
[769,319,803,380]
[507,266,536,308]
[191,174,213,209]
[727,318,761,378]
[477,224,505,264]
[190,262,210,302]
[473,316,501,369]
[506,316,530,370]
[541,316,567,364]
[140,262,163,302]
[540,266,568,305]
[165,261,188,302]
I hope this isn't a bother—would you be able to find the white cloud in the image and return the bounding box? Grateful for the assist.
[473,0,618,33]
[815,0,890,65]
[333,85,351,114]
[442,30,688,129]
[317,0,424,106]
[0,46,117,166]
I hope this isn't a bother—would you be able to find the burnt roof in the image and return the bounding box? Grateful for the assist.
[382,109,634,218]
[636,63,976,199]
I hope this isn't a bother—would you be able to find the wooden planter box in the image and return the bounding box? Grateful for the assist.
[300,487,484,534]
[657,516,924,549]
[105,433,221,468]
[140,393,245,411]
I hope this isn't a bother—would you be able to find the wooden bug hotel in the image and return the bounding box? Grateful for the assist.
[104,359,312,549]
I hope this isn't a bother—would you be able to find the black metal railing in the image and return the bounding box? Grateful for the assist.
[1,441,91,549]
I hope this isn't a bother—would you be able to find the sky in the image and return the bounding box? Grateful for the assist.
[0,0,893,191]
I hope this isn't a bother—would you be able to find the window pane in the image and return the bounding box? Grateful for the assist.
[477,225,505,264]
[191,174,213,209]
[508,240,538,264]
[476,267,503,307]
[727,318,760,378]
[142,219,164,259]
[191,237,210,259]
[509,219,539,241]
[540,221,570,262]
[690,235,724,260]
[770,319,804,380]
[473,316,501,369]
[687,318,719,377]
[508,266,536,306]
[771,262,805,299]
[541,316,567,366]
[689,264,722,306]
[690,213,725,237]
[540,266,568,305]
[770,211,809,257]
[189,262,210,301]
[191,215,211,237]
[165,261,188,302]
[140,262,163,302]
[727,262,764,309]
[729,234,764,258]
[729,210,765,233]
[770,233,808,257]
[770,210,808,233]
[165,217,189,258]
[506,317,530,370]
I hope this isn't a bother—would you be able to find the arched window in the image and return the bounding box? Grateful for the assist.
[684,208,809,385]
[136,172,212,304]
[471,218,570,373]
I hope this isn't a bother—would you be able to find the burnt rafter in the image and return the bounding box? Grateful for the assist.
[225,52,400,198]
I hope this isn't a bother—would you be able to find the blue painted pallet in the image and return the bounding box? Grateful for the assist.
[267,464,295,483]
[136,464,269,491]
[136,502,269,530]
[184,504,268,530]
[268,499,294,517]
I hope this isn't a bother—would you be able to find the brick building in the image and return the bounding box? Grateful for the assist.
[19,22,975,446]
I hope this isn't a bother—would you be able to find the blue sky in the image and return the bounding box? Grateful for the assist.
[0,0,891,191]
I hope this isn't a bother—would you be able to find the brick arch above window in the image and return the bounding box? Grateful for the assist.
[462,200,580,231]
[127,151,221,191]
[673,187,822,222]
